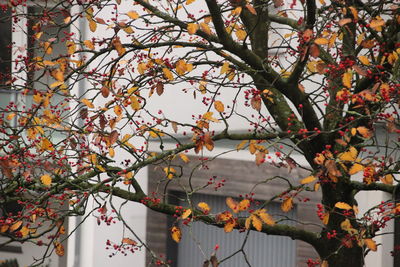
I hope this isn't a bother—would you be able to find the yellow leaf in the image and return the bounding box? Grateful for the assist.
[1,225,9,233]
[44,42,53,54]
[199,80,207,94]
[89,19,97,32]
[220,61,230,75]
[20,226,30,237]
[357,126,372,139]
[281,198,293,212]
[358,55,370,65]
[314,38,329,45]
[351,127,357,136]
[198,202,211,213]
[245,216,251,229]
[349,163,364,175]
[82,98,94,108]
[200,22,211,35]
[41,174,52,186]
[83,40,95,50]
[40,138,54,151]
[175,59,188,75]
[127,11,139,19]
[370,17,385,30]
[381,174,394,185]
[257,209,275,226]
[9,221,22,232]
[137,62,147,74]
[162,68,174,81]
[322,213,329,225]
[6,113,16,121]
[251,215,262,231]
[164,167,176,179]
[339,146,358,161]
[186,0,196,4]
[236,140,248,151]
[300,175,316,184]
[202,111,219,122]
[66,41,76,55]
[187,23,199,35]
[231,7,242,16]
[114,105,123,116]
[54,241,65,256]
[364,238,377,251]
[340,218,352,231]
[171,226,182,243]
[109,147,115,158]
[349,6,358,19]
[235,29,246,40]
[214,101,225,112]
[179,153,190,163]
[238,199,250,211]
[226,197,239,213]
[342,71,352,88]
[130,95,141,111]
[224,220,236,233]
[181,209,192,219]
[335,202,352,210]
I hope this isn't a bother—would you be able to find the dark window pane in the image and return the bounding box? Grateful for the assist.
[0,9,12,88]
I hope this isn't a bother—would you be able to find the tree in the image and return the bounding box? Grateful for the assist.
[0,0,400,266]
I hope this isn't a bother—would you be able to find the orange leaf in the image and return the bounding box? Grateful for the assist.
[245,4,257,15]
[335,202,352,210]
[214,101,225,112]
[122,238,137,245]
[162,68,174,81]
[364,238,377,251]
[171,226,182,243]
[342,71,352,88]
[224,220,236,233]
[238,199,250,211]
[187,23,199,35]
[349,163,364,175]
[197,202,211,213]
[41,174,52,186]
[281,198,293,212]
[251,215,262,231]
[9,221,22,232]
[300,175,316,184]
[226,197,239,213]
[81,98,94,108]
[55,241,65,256]
[314,38,329,45]
[127,11,139,19]
[181,209,192,219]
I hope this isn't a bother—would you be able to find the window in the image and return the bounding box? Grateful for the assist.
[146,155,320,266]
[167,192,296,267]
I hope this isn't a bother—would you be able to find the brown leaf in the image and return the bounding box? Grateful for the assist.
[156,82,164,96]
[109,130,119,145]
[101,85,110,98]
[250,97,261,111]
[122,238,137,246]
[309,44,320,58]
[245,4,257,15]
[352,65,368,76]
[339,18,352,26]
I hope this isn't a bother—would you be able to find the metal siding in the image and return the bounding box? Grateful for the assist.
[175,193,296,267]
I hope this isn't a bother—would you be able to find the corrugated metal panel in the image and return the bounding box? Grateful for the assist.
[174,193,296,267]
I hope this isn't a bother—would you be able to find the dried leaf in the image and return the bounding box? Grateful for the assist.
[349,163,364,175]
[358,56,371,65]
[127,11,139,19]
[245,4,257,15]
[55,241,65,256]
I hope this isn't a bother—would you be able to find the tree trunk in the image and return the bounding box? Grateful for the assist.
[325,245,364,267]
